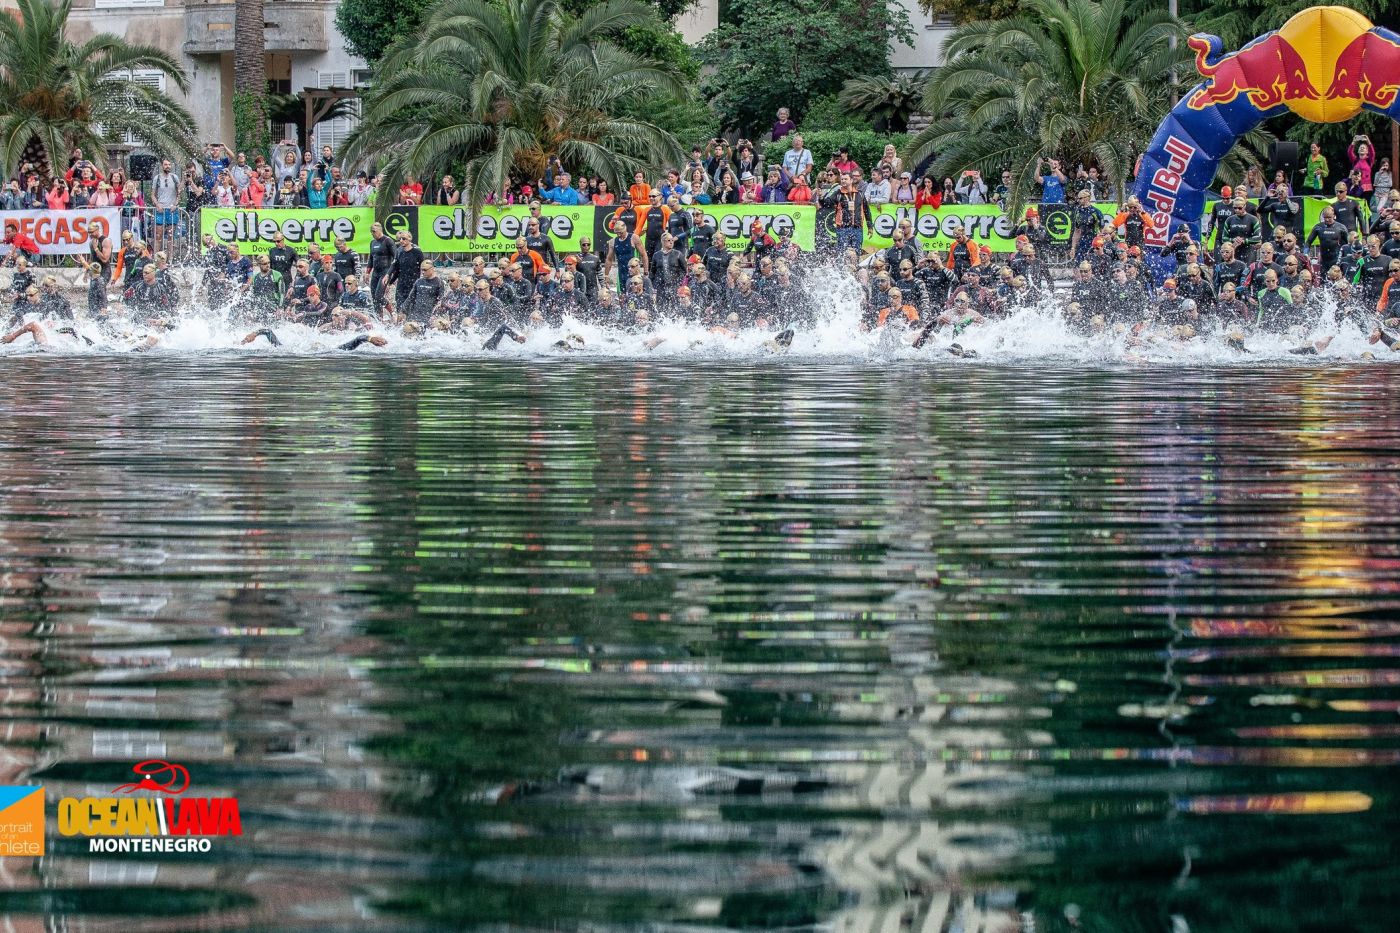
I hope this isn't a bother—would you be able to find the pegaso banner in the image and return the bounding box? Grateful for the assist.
[0,208,120,256]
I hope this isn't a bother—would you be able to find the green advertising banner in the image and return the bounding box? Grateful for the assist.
[592,203,817,251]
[201,207,376,255]
[855,203,1117,254]
[692,204,816,250]
[202,199,1353,258]
[416,204,592,253]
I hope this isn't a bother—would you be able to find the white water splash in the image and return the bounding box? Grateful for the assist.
[2,262,1395,364]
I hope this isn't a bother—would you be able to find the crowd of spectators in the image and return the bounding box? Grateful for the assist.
[6,121,1400,336]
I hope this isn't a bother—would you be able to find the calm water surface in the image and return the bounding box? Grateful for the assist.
[1,359,1398,932]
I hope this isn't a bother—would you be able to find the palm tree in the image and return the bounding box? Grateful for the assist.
[905,0,1246,212]
[0,0,196,175]
[341,0,688,214]
[266,91,358,145]
[839,72,926,133]
[233,0,267,151]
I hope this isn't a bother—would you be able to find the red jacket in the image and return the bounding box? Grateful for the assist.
[4,231,40,255]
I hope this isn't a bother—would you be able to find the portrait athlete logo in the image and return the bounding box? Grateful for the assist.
[60,759,241,853]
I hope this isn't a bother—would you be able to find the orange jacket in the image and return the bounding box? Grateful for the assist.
[628,182,651,205]
[1112,209,1157,230]
[946,238,981,267]
[633,204,670,237]
[510,249,547,278]
[877,303,920,327]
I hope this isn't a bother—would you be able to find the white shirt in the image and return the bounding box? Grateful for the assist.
[864,179,891,204]
[783,147,813,178]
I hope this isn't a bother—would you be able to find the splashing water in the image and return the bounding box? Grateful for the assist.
[4,262,1395,363]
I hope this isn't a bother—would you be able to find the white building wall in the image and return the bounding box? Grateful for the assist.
[893,3,955,72]
[20,0,365,156]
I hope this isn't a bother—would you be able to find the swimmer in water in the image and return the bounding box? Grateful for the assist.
[241,328,388,351]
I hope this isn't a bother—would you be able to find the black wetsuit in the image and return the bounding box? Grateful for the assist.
[266,245,298,281]
[367,234,395,311]
[285,273,316,308]
[332,248,358,281]
[1307,220,1346,273]
[641,207,667,261]
[246,270,284,317]
[1355,253,1391,305]
[87,277,106,317]
[315,269,345,309]
[573,251,602,302]
[525,232,557,270]
[650,247,686,295]
[1331,198,1367,236]
[404,275,445,322]
[388,245,425,311]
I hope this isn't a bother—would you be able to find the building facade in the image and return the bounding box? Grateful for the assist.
[39,0,366,156]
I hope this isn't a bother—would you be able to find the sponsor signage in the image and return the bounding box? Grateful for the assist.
[0,208,120,256]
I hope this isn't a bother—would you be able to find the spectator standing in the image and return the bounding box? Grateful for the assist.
[829,146,858,175]
[149,158,180,254]
[864,167,891,204]
[591,180,615,206]
[770,107,796,141]
[398,174,424,205]
[1371,157,1392,208]
[783,134,814,181]
[1303,142,1328,194]
[758,166,790,203]
[273,142,301,186]
[915,177,941,211]
[1349,135,1375,199]
[541,172,584,205]
[892,172,915,204]
[955,170,988,204]
[435,174,461,205]
[1037,158,1068,203]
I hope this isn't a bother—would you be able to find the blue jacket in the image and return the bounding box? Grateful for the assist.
[542,186,583,206]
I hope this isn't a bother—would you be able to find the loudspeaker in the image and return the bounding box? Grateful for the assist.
[1269,141,1300,179]
[128,153,158,181]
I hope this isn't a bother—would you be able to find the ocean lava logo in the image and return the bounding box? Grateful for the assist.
[59,760,241,854]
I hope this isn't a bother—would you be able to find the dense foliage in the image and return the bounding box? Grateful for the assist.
[0,0,196,172]
[907,0,1196,212]
[341,0,688,214]
[698,0,914,136]
[761,130,909,177]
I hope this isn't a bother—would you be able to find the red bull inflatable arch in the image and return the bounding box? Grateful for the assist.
[1133,5,1400,273]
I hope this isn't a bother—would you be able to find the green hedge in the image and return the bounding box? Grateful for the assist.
[762,129,908,176]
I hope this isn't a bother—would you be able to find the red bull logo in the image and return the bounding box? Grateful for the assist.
[1186,34,1320,112]
[1325,30,1400,109]
[1185,7,1396,123]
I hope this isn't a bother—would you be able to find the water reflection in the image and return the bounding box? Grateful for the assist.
[0,359,1398,930]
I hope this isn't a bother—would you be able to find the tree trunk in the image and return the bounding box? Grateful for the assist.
[233,0,267,150]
